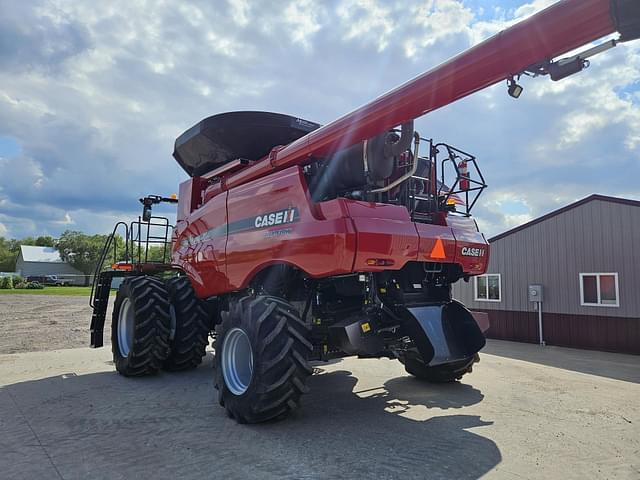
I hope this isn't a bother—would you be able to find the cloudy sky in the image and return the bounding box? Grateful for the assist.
[0,0,638,240]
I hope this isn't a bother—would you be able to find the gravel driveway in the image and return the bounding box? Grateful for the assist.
[0,294,110,354]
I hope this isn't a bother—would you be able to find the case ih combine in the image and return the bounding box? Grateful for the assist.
[90,0,639,423]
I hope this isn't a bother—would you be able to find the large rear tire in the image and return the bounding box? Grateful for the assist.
[111,276,172,376]
[163,276,211,371]
[215,295,312,424]
[400,351,479,383]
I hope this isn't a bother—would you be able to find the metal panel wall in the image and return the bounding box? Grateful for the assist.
[474,308,640,355]
[16,259,86,282]
[453,199,640,318]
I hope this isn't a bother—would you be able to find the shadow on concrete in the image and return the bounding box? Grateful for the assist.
[0,355,500,480]
[367,374,485,410]
[483,339,640,384]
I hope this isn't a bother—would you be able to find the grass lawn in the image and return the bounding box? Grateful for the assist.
[0,286,98,296]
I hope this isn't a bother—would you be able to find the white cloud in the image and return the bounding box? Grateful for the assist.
[229,0,250,27]
[0,0,638,241]
[336,0,395,52]
[404,0,474,57]
[284,0,323,50]
[513,0,557,19]
[54,212,74,225]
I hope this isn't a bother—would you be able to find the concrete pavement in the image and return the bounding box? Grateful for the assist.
[0,340,638,479]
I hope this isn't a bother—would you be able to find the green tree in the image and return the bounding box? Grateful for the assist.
[0,238,12,271]
[56,230,111,286]
[35,236,55,247]
[0,237,20,272]
[144,245,170,263]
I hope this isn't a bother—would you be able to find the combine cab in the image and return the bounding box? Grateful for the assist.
[90,0,639,423]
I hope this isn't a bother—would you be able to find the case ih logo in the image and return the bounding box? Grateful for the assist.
[254,208,298,229]
[461,247,486,257]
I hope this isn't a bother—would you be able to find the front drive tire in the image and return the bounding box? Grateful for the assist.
[400,351,479,383]
[112,276,172,376]
[215,295,313,424]
[163,276,211,371]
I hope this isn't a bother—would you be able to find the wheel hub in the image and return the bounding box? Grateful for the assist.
[221,328,254,395]
[118,298,135,357]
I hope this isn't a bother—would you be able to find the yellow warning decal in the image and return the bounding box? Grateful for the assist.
[361,322,371,333]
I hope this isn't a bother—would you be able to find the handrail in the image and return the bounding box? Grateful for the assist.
[89,222,129,308]
[90,215,176,308]
[128,216,173,266]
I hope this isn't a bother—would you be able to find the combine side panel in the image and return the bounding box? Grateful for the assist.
[344,201,420,271]
[222,167,357,293]
[415,223,458,265]
[172,192,229,298]
[447,215,489,276]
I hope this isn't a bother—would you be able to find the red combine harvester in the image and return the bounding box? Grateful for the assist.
[90,0,639,423]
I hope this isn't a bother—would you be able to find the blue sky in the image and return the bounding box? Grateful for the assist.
[0,0,638,240]
[0,137,21,158]
[461,0,523,18]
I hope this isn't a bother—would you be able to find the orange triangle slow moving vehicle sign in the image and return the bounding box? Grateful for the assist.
[430,238,446,259]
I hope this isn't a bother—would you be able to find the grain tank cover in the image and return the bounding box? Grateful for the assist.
[173,111,321,177]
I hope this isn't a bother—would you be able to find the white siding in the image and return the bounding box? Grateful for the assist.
[16,254,87,285]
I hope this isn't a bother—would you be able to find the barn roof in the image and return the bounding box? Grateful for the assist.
[488,194,640,243]
[19,245,64,263]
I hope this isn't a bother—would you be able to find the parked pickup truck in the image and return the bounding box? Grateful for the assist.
[26,275,67,286]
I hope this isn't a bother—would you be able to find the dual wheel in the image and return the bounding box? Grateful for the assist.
[112,277,313,424]
[112,276,210,376]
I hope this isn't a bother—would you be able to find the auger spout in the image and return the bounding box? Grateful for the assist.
[220,0,638,192]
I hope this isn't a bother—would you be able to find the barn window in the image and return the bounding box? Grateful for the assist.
[475,274,501,302]
[580,273,619,307]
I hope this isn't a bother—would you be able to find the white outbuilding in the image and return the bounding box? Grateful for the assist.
[15,246,86,285]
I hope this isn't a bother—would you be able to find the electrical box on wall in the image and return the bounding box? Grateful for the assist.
[528,284,543,302]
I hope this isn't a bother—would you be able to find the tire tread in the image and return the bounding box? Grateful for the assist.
[111,276,172,376]
[163,276,211,371]
[215,295,312,424]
